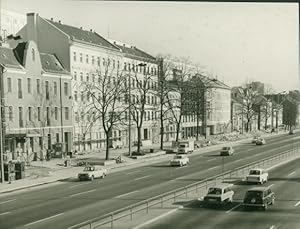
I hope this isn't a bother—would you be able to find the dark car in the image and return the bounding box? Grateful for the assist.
[243,187,275,210]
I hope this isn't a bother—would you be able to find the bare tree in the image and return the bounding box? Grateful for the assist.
[83,59,127,160]
[165,57,195,141]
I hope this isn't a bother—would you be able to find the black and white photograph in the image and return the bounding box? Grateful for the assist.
[0,1,299,228]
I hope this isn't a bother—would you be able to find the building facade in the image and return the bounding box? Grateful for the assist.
[0,40,72,161]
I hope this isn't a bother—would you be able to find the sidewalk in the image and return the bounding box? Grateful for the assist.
[0,130,288,195]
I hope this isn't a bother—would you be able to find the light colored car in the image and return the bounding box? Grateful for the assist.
[256,138,266,145]
[203,184,234,205]
[78,165,108,181]
[170,154,189,166]
[220,146,234,156]
[243,187,275,210]
[246,168,268,184]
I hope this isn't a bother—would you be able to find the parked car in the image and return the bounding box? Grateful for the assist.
[289,130,295,135]
[256,138,266,145]
[78,165,107,181]
[252,136,259,143]
[246,169,268,184]
[203,184,234,206]
[220,146,234,156]
[243,187,275,210]
[170,154,189,166]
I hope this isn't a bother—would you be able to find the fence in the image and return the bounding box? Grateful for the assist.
[69,147,300,229]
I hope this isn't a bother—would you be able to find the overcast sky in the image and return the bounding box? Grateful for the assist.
[2,1,299,92]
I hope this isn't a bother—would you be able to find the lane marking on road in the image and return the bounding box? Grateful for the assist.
[207,166,219,170]
[207,158,217,162]
[25,213,64,226]
[115,190,139,198]
[270,225,276,229]
[127,170,141,175]
[288,171,296,176]
[226,203,242,213]
[133,208,178,229]
[69,184,86,189]
[175,166,187,169]
[233,159,243,163]
[268,184,274,188]
[294,201,300,207]
[70,189,96,197]
[0,212,11,216]
[134,175,151,181]
[0,199,16,205]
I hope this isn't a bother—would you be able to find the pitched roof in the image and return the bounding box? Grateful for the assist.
[40,53,69,74]
[46,20,120,51]
[115,44,157,63]
[0,46,23,69]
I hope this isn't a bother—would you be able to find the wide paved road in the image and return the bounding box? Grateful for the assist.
[0,132,299,229]
[141,156,300,229]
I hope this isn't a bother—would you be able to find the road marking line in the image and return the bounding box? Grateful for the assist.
[226,203,241,213]
[133,208,178,229]
[175,166,186,169]
[127,170,141,175]
[0,199,16,205]
[134,175,151,181]
[207,166,219,170]
[294,201,300,207]
[70,189,96,197]
[0,212,11,216]
[207,158,217,162]
[288,171,296,176]
[115,190,139,198]
[69,184,85,189]
[268,184,274,188]
[234,159,242,162]
[270,225,276,229]
[25,213,64,226]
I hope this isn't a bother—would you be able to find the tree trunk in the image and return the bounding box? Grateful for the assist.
[160,106,164,150]
[105,134,110,160]
[137,126,142,153]
[196,112,200,141]
[175,122,180,142]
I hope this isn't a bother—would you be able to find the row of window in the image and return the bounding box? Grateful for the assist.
[7,106,70,128]
[124,94,158,105]
[124,110,158,122]
[7,78,69,99]
[72,52,158,75]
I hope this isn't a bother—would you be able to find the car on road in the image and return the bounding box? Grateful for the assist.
[78,165,107,181]
[170,154,189,166]
[220,146,234,156]
[246,169,268,184]
[243,187,275,210]
[203,184,234,206]
[256,138,266,145]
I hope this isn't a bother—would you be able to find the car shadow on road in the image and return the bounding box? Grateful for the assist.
[174,199,241,211]
[202,154,221,157]
[269,177,300,183]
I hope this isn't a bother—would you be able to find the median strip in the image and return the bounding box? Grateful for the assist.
[25,213,64,226]
[134,175,151,181]
[70,189,96,197]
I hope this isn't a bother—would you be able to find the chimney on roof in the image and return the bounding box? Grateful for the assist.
[80,27,83,30]
[123,44,125,47]
[113,41,116,44]
[51,18,53,21]
[58,20,61,24]
[26,13,38,44]
[90,29,93,32]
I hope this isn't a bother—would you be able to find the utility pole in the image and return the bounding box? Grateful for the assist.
[0,65,5,183]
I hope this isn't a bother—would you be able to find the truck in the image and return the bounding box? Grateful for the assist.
[177,140,194,154]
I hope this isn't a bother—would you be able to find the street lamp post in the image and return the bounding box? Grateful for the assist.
[0,65,5,183]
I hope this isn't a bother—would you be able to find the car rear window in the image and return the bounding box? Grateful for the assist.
[222,147,229,150]
[245,190,263,199]
[208,188,222,195]
[249,170,260,175]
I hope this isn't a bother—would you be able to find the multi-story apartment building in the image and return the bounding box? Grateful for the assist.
[0,40,72,161]
[15,13,159,150]
[0,9,26,43]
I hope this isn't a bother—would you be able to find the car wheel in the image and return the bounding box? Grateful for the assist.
[90,175,94,181]
[260,180,264,185]
[180,162,183,167]
[271,198,275,205]
[264,204,268,210]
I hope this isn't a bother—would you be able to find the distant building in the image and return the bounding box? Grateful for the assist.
[0,9,26,43]
[0,40,72,161]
